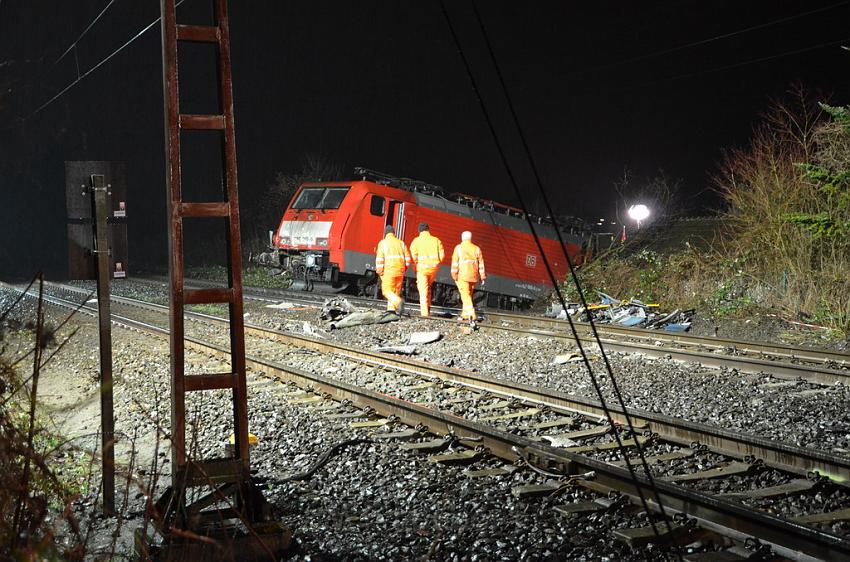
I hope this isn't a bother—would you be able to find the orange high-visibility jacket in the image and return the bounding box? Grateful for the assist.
[375,234,411,276]
[451,240,486,283]
[410,231,445,274]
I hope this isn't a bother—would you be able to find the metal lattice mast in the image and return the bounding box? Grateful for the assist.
[136,2,291,558]
[160,0,250,495]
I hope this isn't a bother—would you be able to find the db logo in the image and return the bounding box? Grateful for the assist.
[525,254,537,267]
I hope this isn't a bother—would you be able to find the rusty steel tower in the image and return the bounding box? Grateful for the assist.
[136,1,291,558]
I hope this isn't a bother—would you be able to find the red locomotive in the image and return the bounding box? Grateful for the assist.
[265,169,586,309]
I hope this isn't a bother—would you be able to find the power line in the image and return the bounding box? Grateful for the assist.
[472,0,674,503]
[469,0,680,536]
[592,0,850,72]
[3,0,116,122]
[440,0,679,553]
[619,35,850,92]
[47,0,117,77]
[26,0,186,120]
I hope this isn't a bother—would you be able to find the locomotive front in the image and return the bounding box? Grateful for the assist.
[270,183,350,291]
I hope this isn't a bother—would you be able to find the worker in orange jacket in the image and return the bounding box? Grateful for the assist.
[375,225,411,313]
[409,222,445,318]
[451,230,486,322]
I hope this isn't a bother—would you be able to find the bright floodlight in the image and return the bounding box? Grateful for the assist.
[628,204,650,222]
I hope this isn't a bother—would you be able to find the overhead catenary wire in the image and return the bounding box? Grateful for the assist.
[26,0,186,120]
[2,0,116,121]
[438,0,678,551]
[19,3,848,122]
[47,0,117,77]
[466,0,681,545]
[615,36,850,92]
[590,0,850,72]
[513,5,850,97]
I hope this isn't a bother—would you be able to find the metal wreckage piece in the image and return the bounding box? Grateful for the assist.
[320,297,400,330]
[318,299,444,356]
[549,291,695,331]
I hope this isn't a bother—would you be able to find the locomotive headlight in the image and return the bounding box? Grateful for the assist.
[280,236,290,246]
[316,237,329,247]
[305,254,323,268]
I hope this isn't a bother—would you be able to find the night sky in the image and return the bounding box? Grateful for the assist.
[1,0,849,276]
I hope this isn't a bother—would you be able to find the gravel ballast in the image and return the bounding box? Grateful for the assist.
[3,288,677,560]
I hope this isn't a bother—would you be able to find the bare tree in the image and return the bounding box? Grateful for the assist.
[763,82,827,162]
[243,154,346,249]
[715,84,850,333]
[613,166,685,226]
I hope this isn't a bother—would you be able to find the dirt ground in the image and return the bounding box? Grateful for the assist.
[690,308,849,351]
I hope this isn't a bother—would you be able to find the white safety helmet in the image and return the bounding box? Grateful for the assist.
[461,231,472,241]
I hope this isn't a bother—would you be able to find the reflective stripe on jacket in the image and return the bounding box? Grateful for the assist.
[375,234,411,276]
[451,240,485,283]
[410,231,445,274]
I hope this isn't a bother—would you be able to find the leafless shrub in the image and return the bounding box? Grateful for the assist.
[714,85,850,334]
[243,153,346,251]
[0,277,152,560]
[1,275,86,559]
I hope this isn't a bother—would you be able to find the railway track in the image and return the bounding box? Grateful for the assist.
[123,276,850,386]
[6,280,850,560]
[483,312,850,385]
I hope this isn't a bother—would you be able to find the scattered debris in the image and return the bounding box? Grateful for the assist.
[265,301,300,310]
[618,314,645,327]
[319,297,357,321]
[407,331,441,345]
[316,297,403,330]
[598,292,619,305]
[374,344,417,355]
[540,435,579,448]
[328,310,400,330]
[225,432,259,455]
[373,332,442,355]
[228,432,259,446]
[302,321,325,338]
[553,353,583,365]
[547,292,695,331]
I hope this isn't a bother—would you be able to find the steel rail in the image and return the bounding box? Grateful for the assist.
[134,279,850,366]
[461,321,850,386]
[61,276,850,385]
[239,360,849,562]
[30,281,850,482]
[486,310,850,366]
[245,330,850,484]
[11,283,850,561]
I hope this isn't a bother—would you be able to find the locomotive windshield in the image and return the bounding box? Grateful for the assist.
[292,187,350,210]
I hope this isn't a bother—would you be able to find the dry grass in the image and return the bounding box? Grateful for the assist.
[560,243,744,317]
[1,275,86,559]
[715,87,850,334]
[563,87,849,337]
[0,276,147,560]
